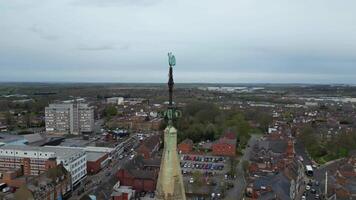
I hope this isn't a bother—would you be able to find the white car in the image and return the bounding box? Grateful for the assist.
[189,178,194,183]
[129,154,135,160]
[2,187,10,193]
[306,185,311,191]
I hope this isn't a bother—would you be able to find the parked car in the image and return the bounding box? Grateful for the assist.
[189,178,194,183]
[2,187,10,193]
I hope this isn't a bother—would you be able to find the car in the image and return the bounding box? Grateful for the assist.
[311,188,316,194]
[105,172,111,176]
[149,192,155,198]
[189,178,194,183]
[2,187,10,193]
[315,194,320,199]
[306,185,311,191]
[129,154,135,160]
[301,195,306,200]
[140,191,146,197]
[315,181,320,186]
[299,156,304,162]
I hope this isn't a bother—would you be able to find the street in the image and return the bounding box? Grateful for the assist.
[68,134,137,200]
[224,134,260,200]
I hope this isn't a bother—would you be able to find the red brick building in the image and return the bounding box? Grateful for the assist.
[178,139,193,154]
[116,156,160,192]
[14,164,71,200]
[111,192,130,200]
[87,152,109,174]
[111,185,134,200]
[137,135,161,159]
[212,132,237,157]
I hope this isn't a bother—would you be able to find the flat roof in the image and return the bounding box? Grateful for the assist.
[0,145,85,160]
[86,151,106,162]
[0,133,24,143]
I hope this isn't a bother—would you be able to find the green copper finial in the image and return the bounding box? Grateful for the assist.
[168,52,176,67]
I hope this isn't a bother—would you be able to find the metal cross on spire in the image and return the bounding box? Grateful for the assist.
[165,52,181,125]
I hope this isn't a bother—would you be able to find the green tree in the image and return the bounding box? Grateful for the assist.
[104,105,117,117]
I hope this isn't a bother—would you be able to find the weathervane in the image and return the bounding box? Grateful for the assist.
[165,52,181,125]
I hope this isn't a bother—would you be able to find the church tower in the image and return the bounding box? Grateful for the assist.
[156,53,186,200]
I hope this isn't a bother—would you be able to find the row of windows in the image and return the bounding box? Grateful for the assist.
[73,170,86,181]
[73,164,85,174]
[0,151,51,158]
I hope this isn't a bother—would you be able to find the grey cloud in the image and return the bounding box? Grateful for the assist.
[0,0,356,83]
[76,43,129,51]
[28,25,59,41]
[77,44,116,51]
[71,0,161,7]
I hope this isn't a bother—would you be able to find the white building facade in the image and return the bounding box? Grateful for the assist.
[45,103,94,135]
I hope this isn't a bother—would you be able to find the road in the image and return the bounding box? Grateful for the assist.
[294,139,312,166]
[224,134,260,200]
[69,134,138,200]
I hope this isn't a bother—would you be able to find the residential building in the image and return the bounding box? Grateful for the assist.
[137,135,161,159]
[116,155,160,192]
[178,139,193,154]
[45,102,94,135]
[14,164,71,200]
[212,132,237,157]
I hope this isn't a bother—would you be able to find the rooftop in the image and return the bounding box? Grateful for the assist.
[0,145,85,160]
[86,151,106,162]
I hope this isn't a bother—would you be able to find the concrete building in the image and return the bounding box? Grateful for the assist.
[107,97,124,105]
[45,102,94,135]
[0,145,87,188]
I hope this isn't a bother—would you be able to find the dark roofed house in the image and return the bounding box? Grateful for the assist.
[212,132,237,157]
[137,135,161,159]
[318,156,356,200]
[116,155,160,192]
[246,172,298,200]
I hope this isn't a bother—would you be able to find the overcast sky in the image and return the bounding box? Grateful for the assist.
[0,0,355,83]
